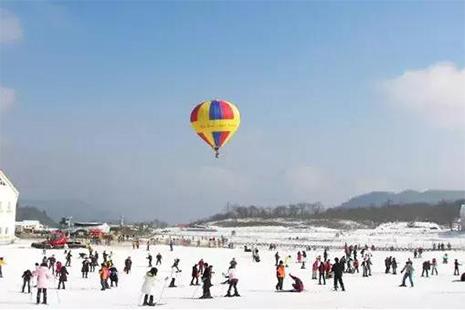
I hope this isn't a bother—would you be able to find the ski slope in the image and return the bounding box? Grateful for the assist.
[0,229,464,309]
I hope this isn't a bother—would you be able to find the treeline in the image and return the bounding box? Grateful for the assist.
[196,200,464,225]
[195,202,325,223]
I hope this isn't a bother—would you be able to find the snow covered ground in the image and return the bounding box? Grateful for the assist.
[1,226,464,309]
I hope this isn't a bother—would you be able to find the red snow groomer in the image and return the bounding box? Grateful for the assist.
[31,230,86,249]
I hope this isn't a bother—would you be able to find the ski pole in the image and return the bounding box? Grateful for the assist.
[53,277,61,304]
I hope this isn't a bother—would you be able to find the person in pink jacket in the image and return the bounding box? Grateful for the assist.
[33,262,51,304]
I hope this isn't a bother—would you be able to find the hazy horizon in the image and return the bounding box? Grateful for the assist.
[1,1,464,223]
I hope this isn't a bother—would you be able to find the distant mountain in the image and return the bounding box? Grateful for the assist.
[16,206,58,227]
[339,190,465,209]
[19,199,120,223]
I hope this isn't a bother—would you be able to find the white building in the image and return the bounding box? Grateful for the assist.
[0,170,19,244]
[15,220,45,233]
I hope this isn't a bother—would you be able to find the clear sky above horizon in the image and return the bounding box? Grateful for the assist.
[1,1,464,223]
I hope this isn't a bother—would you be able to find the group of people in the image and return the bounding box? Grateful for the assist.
[3,240,465,307]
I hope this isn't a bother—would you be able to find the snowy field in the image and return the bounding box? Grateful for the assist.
[1,227,465,309]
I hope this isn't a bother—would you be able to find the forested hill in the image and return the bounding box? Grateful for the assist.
[339,190,465,209]
[16,206,58,227]
[195,200,464,226]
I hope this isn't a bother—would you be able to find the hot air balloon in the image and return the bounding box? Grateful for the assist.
[190,99,240,158]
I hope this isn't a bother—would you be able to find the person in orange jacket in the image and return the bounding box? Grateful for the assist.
[99,263,110,291]
[276,260,285,291]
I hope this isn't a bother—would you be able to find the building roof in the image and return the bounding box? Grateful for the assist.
[0,170,19,196]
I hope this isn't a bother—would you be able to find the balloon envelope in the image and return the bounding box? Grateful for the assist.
[190,99,240,156]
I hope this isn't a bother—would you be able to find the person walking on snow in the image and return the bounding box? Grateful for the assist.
[109,266,118,287]
[275,252,280,266]
[190,264,200,286]
[65,251,72,267]
[318,260,326,285]
[421,260,430,277]
[33,262,51,304]
[198,259,205,275]
[47,255,56,274]
[276,260,285,291]
[392,258,398,275]
[124,257,132,274]
[200,264,213,299]
[21,269,33,293]
[99,263,110,290]
[431,258,438,275]
[147,253,153,267]
[312,257,319,279]
[156,253,162,266]
[454,259,461,275]
[57,265,68,289]
[399,260,414,287]
[332,258,345,291]
[82,259,90,278]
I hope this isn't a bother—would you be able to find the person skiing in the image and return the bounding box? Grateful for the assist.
[57,265,68,289]
[443,253,448,264]
[21,269,33,293]
[275,252,280,266]
[156,253,162,266]
[99,263,110,290]
[103,251,108,263]
[169,258,181,287]
[392,258,398,275]
[124,256,132,274]
[454,259,461,275]
[169,239,174,252]
[141,267,163,306]
[147,253,153,267]
[82,258,90,278]
[109,266,118,287]
[297,251,302,264]
[200,264,213,299]
[332,258,345,291]
[318,260,326,285]
[224,265,240,297]
[276,260,285,291]
[289,274,304,292]
[190,264,200,286]
[33,262,51,304]
[323,248,328,262]
[399,260,414,287]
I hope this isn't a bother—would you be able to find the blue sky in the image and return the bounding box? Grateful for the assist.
[1,1,464,223]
